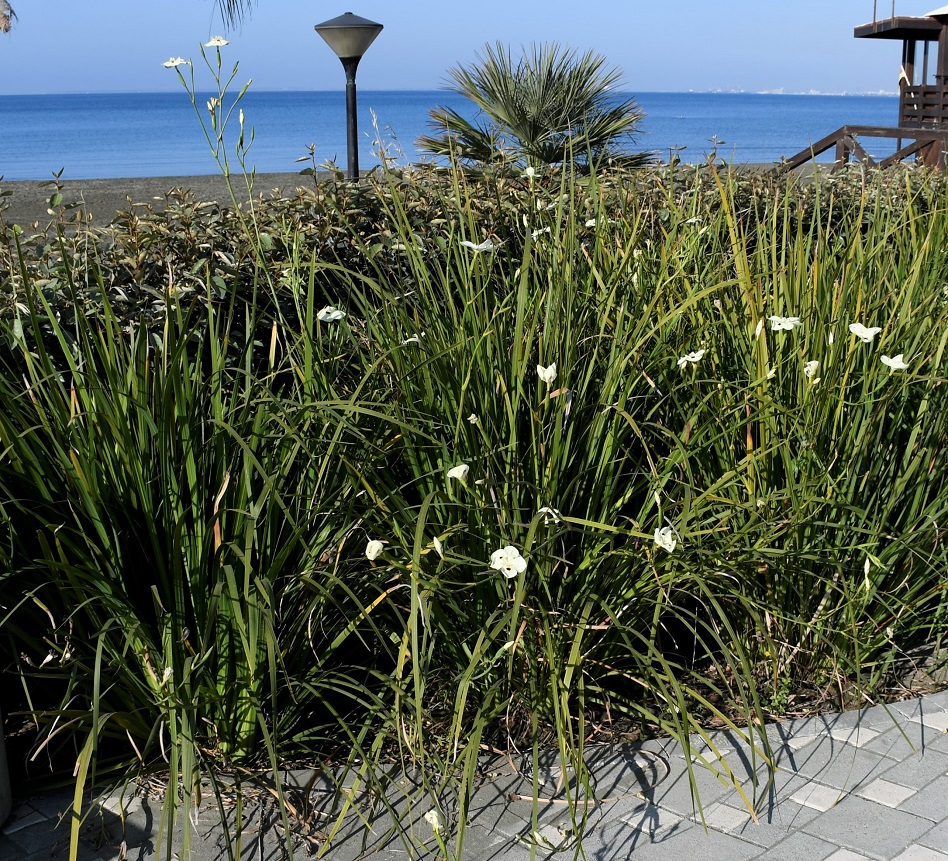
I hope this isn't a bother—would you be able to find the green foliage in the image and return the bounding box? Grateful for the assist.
[3,159,948,858]
[417,42,651,171]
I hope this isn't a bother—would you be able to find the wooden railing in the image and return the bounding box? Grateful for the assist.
[899,85,948,128]
[779,125,948,172]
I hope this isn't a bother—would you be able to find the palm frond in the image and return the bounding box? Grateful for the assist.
[417,41,647,170]
[1,1,16,33]
[215,0,254,27]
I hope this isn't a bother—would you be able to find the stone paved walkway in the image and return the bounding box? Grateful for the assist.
[3,690,948,860]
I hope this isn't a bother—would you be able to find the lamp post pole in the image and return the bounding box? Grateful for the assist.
[341,56,361,179]
[315,12,384,181]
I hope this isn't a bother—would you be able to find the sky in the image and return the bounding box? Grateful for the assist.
[0,1,944,95]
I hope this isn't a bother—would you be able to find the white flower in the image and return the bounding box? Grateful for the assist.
[401,333,425,346]
[803,360,820,378]
[460,239,499,252]
[769,315,802,331]
[207,97,220,113]
[204,36,229,47]
[467,413,479,424]
[537,363,557,385]
[365,539,385,561]
[447,463,469,481]
[523,166,536,178]
[754,319,764,338]
[161,667,174,686]
[585,218,597,227]
[767,366,777,379]
[317,305,346,322]
[433,536,444,558]
[162,57,190,68]
[881,353,909,371]
[654,526,677,553]
[849,322,882,343]
[423,808,445,833]
[676,349,705,369]
[532,226,551,239]
[490,545,528,579]
[828,330,835,346]
[537,506,562,525]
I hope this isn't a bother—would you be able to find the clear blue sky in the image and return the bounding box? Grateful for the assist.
[0,1,941,95]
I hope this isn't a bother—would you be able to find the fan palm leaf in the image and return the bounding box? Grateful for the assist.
[419,42,650,170]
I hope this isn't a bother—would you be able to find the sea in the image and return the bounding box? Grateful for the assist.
[0,90,902,182]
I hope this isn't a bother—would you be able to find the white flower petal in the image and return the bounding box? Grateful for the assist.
[317,305,346,323]
[423,809,445,832]
[803,360,820,379]
[490,545,527,579]
[654,526,677,553]
[447,463,470,481]
[365,539,385,561]
[460,239,499,252]
[881,353,909,371]
[769,315,802,331]
[162,57,190,68]
[537,506,562,525]
[676,349,705,369]
[537,363,557,385]
[849,322,882,343]
[467,413,479,424]
[204,36,229,47]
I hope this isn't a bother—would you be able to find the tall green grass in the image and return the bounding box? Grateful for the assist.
[2,156,948,858]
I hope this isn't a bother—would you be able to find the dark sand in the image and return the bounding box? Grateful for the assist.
[0,172,316,228]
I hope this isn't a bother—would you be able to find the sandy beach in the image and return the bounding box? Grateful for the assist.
[0,172,315,228]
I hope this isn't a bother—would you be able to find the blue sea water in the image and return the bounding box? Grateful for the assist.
[0,90,901,182]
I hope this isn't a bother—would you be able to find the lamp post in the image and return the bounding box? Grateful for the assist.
[315,11,383,181]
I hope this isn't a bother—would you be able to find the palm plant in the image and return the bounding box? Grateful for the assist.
[417,42,650,171]
[0,1,14,33]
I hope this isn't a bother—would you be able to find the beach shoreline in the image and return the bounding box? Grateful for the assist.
[0,172,316,228]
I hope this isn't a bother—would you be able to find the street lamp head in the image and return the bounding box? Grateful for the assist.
[314,12,383,60]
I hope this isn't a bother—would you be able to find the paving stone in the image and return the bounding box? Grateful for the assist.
[697,798,821,849]
[1,809,46,835]
[776,735,892,791]
[825,850,876,861]
[829,726,883,748]
[752,829,840,861]
[644,759,745,817]
[898,775,948,821]
[892,846,948,861]
[918,819,948,853]
[802,795,932,858]
[789,781,846,812]
[879,749,948,789]
[593,812,696,857]
[599,814,760,860]
[856,777,918,808]
[913,712,948,733]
